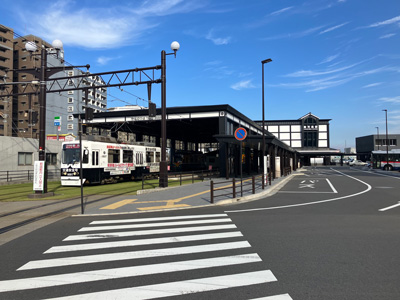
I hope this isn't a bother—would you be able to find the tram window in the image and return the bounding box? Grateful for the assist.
[146,151,154,163]
[92,151,99,166]
[108,149,120,163]
[156,152,161,163]
[83,149,89,164]
[123,150,133,163]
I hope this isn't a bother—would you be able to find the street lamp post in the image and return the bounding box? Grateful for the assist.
[383,109,389,170]
[26,41,64,194]
[159,41,180,188]
[375,126,379,150]
[261,58,272,180]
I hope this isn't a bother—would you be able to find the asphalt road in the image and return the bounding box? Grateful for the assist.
[0,166,399,299]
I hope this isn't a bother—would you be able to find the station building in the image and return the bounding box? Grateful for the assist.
[255,112,341,165]
[81,104,300,179]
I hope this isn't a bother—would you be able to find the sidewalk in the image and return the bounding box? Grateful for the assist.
[81,172,299,215]
[0,171,301,245]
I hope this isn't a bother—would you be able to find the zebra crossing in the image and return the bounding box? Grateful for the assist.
[0,213,292,299]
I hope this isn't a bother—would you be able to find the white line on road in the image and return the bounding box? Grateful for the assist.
[226,168,371,213]
[44,270,277,300]
[79,218,232,232]
[250,294,293,300]
[20,241,252,270]
[326,178,338,193]
[62,224,238,242]
[90,214,228,225]
[0,254,261,292]
[51,231,242,253]
[379,202,400,212]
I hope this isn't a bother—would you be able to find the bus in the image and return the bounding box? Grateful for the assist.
[371,149,400,171]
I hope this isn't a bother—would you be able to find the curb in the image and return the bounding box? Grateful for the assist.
[216,172,303,205]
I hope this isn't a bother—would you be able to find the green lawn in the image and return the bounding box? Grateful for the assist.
[0,179,203,202]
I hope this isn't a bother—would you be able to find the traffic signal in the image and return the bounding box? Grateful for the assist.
[149,102,156,117]
[86,107,94,120]
[32,111,38,124]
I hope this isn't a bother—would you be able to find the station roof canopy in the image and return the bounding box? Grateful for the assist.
[78,104,296,152]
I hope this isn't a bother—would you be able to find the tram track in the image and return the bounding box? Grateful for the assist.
[0,195,113,235]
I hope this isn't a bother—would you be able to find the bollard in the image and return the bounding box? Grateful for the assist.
[210,180,214,203]
[252,176,255,194]
[232,178,236,198]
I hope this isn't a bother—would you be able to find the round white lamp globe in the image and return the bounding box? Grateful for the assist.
[171,41,180,51]
[52,39,63,50]
[25,41,38,52]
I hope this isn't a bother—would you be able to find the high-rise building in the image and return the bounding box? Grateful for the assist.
[0,24,107,138]
[0,25,14,136]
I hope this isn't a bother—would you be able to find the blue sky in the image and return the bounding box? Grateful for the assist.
[2,0,400,150]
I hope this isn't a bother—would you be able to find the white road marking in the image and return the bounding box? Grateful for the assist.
[326,178,338,193]
[79,218,232,232]
[50,231,243,253]
[90,213,228,225]
[63,224,237,242]
[20,241,251,270]
[0,254,261,292]
[44,270,277,300]
[250,294,293,300]
[379,201,400,212]
[226,168,371,213]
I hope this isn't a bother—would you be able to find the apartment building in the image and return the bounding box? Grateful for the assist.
[0,25,14,136]
[0,24,107,138]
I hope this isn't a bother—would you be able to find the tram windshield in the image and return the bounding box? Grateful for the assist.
[62,144,80,164]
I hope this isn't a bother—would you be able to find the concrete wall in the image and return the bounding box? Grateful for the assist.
[0,136,63,172]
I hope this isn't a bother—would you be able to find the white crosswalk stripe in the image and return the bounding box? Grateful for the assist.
[62,224,238,242]
[19,241,252,270]
[45,270,279,300]
[78,218,233,232]
[0,213,292,299]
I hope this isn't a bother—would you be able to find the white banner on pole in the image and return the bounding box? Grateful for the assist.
[33,161,45,191]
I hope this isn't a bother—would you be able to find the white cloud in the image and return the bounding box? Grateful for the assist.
[319,22,349,34]
[318,54,340,65]
[230,80,256,90]
[366,15,400,28]
[270,6,294,16]
[261,25,325,41]
[206,29,231,45]
[277,66,392,92]
[285,63,359,77]
[379,96,400,103]
[362,82,383,88]
[380,33,396,39]
[18,0,204,49]
[97,56,120,66]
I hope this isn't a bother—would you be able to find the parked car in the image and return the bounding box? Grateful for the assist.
[349,160,367,166]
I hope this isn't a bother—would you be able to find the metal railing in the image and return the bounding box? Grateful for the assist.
[0,170,60,184]
[210,174,269,203]
[141,169,220,190]
[210,169,293,203]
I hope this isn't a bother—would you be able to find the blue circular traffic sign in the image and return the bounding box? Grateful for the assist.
[234,127,247,141]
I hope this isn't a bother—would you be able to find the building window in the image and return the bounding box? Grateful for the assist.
[377,139,397,146]
[68,115,74,121]
[68,71,74,76]
[68,91,74,95]
[67,106,73,112]
[68,97,74,103]
[67,124,74,130]
[46,153,57,165]
[18,152,33,165]
[303,131,318,148]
